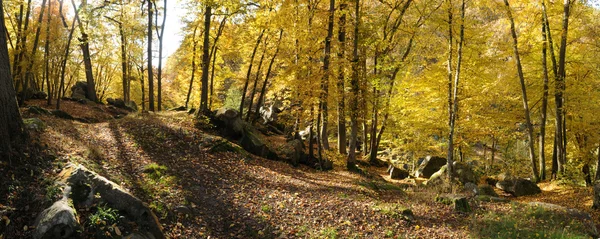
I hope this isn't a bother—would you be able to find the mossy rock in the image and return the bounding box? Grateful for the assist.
[51,110,75,120]
[475,195,509,203]
[436,194,471,212]
[27,106,51,115]
[23,118,46,131]
[478,184,499,197]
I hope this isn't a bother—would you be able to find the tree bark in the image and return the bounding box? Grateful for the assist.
[157,0,167,111]
[347,0,360,168]
[555,0,571,174]
[246,40,268,122]
[44,0,52,106]
[337,1,347,155]
[595,146,600,181]
[239,29,265,117]
[0,1,24,160]
[147,0,154,110]
[199,5,211,113]
[185,25,199,109]
[209,46,217,110]
[504,0,539,182]
[320,0,335,151]
[539,3,550,180]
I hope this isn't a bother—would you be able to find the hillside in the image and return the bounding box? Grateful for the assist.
[0,101,598,239]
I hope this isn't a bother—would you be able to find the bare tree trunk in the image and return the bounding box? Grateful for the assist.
[14,0,31,94]
[240,29,265,116]
[320,0,335,151]
[255,30,283,122]
[555,0,571,174]
[337,1,347,155]
[595,146,600,181]
[0,2,24,160]
[198,5,211,113]
[246,41,268,122]
[139,65,146,112]
[504,0,539,182]
[185,25,198,108]
[157,0,166,111]
[21,0,48,104]
[539,2,550,180]
[347,0,360,168]
[147,0,154,110]
[209,46,217,110]
[44,0,52,106]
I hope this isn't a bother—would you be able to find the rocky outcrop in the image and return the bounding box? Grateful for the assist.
[70,81,89,101]
[415,156,446,178]
[215,108,245,137]
[23,118,46,131]
[107,98,137,112]
[389,166,409,180]
[50,110,75,120]
[496,178,541,197]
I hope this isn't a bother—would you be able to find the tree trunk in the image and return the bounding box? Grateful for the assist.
[555,0,571,174]
[56,16,77,110]
[246,41,268,122]
[209,46,217,110]
[147,0,154,111]
[239,29,265,117]
[157,0,166,111]
[21,0,48,104]
[595,146,600,181]
[369,87,378,164]
[44,0,52,106]
[347,0,360,168]
[140,65,146,112]
[185,25,198,109]
[504,0,539,182]
[337,2,347,155]
[0,2,24,160]
[320,0,335,151]
[199,5,211,113]
[255,30,283,122]
[539,3,550,180]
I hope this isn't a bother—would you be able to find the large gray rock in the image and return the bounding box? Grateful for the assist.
[240,128,268,157]
[23,118,46,131]
[453,162,478,184]
[478,184,499,197]
[389,166,409,180]
[215,108,244,137]
[496,178,541,197]
[27,106,51,115]
[70,81,88,100]
[33,200,80,239]
[415,156,447,178]
[58,164,165,239]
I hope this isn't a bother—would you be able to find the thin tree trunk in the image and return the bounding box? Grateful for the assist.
[246,41,268,122]
[147,0,154,110]
[539,3,550,180]
[140,65,146,112]
[185,25,198,108]
[21,0,48,104]
[447,0,453,127]
[12,1,24,78]
[157,0,166,111]
[369,87,378,164]
[320,0,335,150]
[209,46,217,110]
[14,0,31,93]
[44,0,52,106]
[347,0,360,168]
[556,0,571,174]
[504,0,539,182]
[198,5,211,113]
[0,1,24,160]
[337,1,347,155]
[595,146,600,181]
[255,30,283,122]
[239,29,265,116]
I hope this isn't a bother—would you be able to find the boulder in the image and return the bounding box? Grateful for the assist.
[51,110,75,120]
[126,101,138,112]
[436,194,471,212]
[452,162,479,184]
[425,165,447,186]
[27,106,51,115]
[282,139,303,166]
[496,178,541,197]
[478,184,499,197]
[107,98,136,111]
[240,128,268,157]
[415,156,447,178]
[31,90,48,100]
[58,164,165,239]
[33,200,80,239]
[215,108,244,137]
[169,106,187,111]
[389,166,409,180]
[23,118,46,131]
[70,81,88,100]
[463,182,479,195]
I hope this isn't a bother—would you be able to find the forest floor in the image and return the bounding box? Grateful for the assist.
[1,99,599,238]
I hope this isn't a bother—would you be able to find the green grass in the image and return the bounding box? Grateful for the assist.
[261,204,272,213]
[319,227,338,239]
[143,163,168,180]
[89,204,120,227]
[470,203,590,239]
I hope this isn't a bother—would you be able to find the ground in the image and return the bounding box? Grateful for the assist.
[0,100,598,238]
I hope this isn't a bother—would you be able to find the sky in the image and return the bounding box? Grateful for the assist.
[157,0,187,64]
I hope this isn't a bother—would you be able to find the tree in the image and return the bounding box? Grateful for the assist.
[156,0,167,111]
[337,1,347,155]
[504,0,539,182]
[554,0,572,175]
[199,5,211,113]
[147,0,154,111]
[347,0,360,168]
[320,0,335,151]
[0,1,24,160]
[539,0,551,180]
[185,24,199,109]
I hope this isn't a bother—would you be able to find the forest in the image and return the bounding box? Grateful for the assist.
[1,0,600,238]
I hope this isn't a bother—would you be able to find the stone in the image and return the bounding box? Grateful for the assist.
[452,161,479,184]
[215,108,245,137]
[169,106,187,111]
[70,81,88,100]
[282,139,303,166]
[436,194,471,213]
[463,182,479,195]
[107,98,135,111]
[51,110,75,120]
[126,101,138,112]
[240,128,268,157]
[478,184,499,197]
[389,167,409,180]
[425,165,447,186]
[33,200,80,239]
[58,164,165,239]
[23,118,46,131]
[475,195,509,203]
[415,156,447,178]
[496,178,541,197]
[27,106,51,115]
[173,205,192,215]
